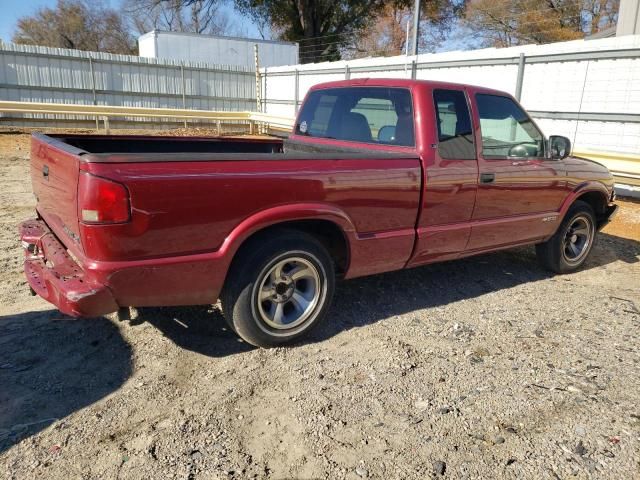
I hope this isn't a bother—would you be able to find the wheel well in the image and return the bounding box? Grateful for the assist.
[232,220,350,276]
[575,191,607,218]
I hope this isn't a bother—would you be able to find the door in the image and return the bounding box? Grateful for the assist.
[408,87,478,266]
[467,92,568,251]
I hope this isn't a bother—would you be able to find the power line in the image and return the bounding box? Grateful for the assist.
[299,19,586,57]
[295,3,601,61]
[300,23,576,56]
[300,22,591,61]
[293,0,588,45]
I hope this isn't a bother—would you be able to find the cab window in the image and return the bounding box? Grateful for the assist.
[476,94,544,158]
[433,89,475,160]
[295,87,415,147]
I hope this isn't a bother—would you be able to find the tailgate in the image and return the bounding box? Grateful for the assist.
[30,134,85,251]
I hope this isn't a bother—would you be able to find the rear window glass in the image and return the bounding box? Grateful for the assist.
[432,89,475,160]
[295,87,415,147]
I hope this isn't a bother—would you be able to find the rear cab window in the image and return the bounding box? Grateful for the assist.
[295,87,415,147]
[432,89,475,160]
[475,94,545,159]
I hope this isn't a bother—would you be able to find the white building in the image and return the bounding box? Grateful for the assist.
[138,31,299,68]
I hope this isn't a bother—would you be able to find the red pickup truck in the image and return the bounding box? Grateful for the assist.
[20,79,617,347]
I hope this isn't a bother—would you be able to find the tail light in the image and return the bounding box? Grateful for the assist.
[78,172,130,224]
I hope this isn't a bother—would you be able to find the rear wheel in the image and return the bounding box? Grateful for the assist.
[536,200,596,273]
[221,230,335,348]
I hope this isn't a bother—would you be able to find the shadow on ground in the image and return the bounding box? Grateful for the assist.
[0,310,132,454]
[140,232,639,353]
[137,305,252,357]
[311,232,637,340]
[1,233,636,453]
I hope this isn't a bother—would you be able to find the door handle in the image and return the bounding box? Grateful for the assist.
[480,172,495,184]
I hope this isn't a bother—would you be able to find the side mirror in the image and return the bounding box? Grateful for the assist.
[549,135,571,160]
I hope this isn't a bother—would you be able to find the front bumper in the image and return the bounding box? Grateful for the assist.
[19,219,119,317]
[596,203,618,231]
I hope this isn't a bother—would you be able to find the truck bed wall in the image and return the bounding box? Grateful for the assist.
[53,134,283,155]
[32,132,424,307]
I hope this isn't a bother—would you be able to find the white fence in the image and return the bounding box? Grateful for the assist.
[0,41,256,128]
[2,36,639,161]
[261,35,640,156]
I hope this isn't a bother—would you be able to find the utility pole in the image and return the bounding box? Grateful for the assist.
[254,44,261,113]
[412,0,420,56]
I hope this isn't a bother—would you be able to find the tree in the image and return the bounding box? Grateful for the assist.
[12,0,136,54]
[464,0,620,48]
[235,0,464,63]
[123,0,234,36]
[583,0,619,33]
[234,0,386,63]
[353,5,412,58]
[351,1,463,59]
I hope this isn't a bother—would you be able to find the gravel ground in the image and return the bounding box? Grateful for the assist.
[0,131,639,479]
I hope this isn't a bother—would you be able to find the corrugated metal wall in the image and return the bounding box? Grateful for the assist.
[261,35,640,156]
[139,31,299,68]
[0,42,256,128]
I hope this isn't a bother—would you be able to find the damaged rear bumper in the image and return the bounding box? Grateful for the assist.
[19,219,119,317]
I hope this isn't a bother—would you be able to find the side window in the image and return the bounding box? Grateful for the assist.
[432,89,475,160]
[476,94,544,158]
[295,87,415,146]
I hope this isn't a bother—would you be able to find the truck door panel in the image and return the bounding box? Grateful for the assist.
[467,92,569,251]
[408,87,478,266]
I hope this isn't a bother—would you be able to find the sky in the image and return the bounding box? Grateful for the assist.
[0,0,260,43]
[0,0,63,42]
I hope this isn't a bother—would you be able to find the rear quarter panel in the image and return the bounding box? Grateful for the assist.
[82,156,421,279]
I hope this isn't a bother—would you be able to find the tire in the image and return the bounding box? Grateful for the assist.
[221,229,335,348]
[536,200,596,274]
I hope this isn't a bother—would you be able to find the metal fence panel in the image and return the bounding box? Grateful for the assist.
[261,35,640,156]
[0,41,256,127]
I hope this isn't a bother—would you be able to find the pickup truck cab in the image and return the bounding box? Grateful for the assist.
[20,79,617,347]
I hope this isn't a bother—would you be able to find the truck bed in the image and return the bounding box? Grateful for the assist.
[54,134,284,155]
[42,134,412,162]
[27,132,422,314]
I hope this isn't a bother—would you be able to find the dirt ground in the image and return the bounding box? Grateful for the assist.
[0,129,638,479]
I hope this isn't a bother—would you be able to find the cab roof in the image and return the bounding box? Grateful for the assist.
[309,78,511,98]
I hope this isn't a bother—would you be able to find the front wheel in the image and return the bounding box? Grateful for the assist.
[536,200,596,273]
[221,230,335,348]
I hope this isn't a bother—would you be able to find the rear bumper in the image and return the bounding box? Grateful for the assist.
[20,217,230,316]
[19,219,119,317]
